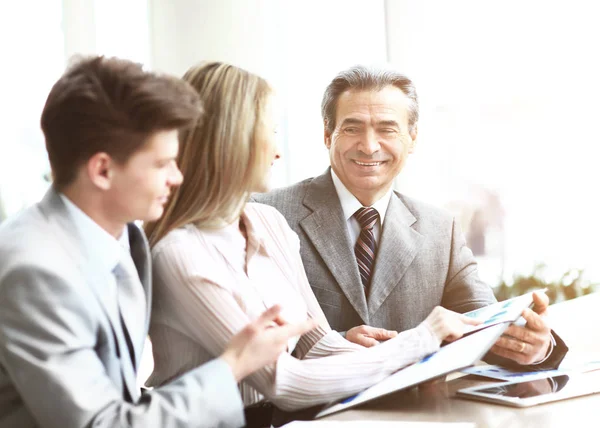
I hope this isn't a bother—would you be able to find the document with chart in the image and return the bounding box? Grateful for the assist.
[316,291,542,419]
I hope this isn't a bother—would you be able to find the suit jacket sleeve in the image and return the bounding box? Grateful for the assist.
[0,265,244,428]
[441,218,568,369]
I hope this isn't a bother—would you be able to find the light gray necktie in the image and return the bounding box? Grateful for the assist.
[113,250,146,401]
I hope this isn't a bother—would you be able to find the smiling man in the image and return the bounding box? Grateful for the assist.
[253,65,567,369]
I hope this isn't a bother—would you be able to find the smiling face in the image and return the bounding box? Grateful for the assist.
[107,129,183,223]
[325,85,417,206]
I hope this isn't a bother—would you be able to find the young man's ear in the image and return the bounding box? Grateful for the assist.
[408,124,418,153]
[86,153,113,190]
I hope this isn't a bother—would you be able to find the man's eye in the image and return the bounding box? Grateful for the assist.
[380,129,396,134]
[345,127,359,134]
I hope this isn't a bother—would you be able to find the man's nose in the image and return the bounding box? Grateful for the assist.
[358,129,380,155]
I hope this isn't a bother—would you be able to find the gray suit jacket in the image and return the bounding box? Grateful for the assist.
[0,189,244,428]
[253,169,567,368]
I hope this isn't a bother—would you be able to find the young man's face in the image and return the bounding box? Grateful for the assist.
[108,129,183,223]
[325,85,417,206]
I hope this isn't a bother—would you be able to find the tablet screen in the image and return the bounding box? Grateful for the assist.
[459,371,600,407]
[474,374,569,399]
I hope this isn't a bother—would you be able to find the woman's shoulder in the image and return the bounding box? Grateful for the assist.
[245,202,291,231]
[245,202,300,253]
[152,225,211,261]
[151,225,229,285]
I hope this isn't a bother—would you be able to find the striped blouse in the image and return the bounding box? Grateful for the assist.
[147,203,439,411]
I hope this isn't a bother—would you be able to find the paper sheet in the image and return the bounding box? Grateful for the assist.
[316,324,507,418]
[461,290,541,335]
[283,422,475,427]
[461,358,600,381]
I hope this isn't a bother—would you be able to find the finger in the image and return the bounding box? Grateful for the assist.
[522,308,549,332]
[271,314,289,327]
[256,305,283,328]
[358,336,380,347]
[503,324,540,344]
[459,314,482,326]
[490,344,529,365]
[353,325,370,335]
[495,335,530,354]
[367,328,398,340]
[443,333,461,343]
[277,318,318,339]
[531,291,549,315]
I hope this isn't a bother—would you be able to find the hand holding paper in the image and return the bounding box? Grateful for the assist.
[461,290,543,335]
[424,306,482,343]
[490,291,553,365]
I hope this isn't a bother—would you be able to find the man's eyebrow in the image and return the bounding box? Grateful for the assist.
[377,120,400,128]
[340,118,365,127]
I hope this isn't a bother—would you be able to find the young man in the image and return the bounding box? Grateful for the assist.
[253,65,567,369]
[0,56,314,428]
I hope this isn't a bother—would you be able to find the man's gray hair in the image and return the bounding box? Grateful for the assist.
[321,65,419,133]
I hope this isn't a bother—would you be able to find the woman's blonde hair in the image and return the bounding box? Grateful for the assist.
[145,62,272,247]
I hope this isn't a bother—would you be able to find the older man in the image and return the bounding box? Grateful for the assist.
[253,65,567,369]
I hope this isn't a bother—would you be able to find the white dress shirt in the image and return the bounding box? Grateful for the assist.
[58,194,144,339]
[330,169,393,246]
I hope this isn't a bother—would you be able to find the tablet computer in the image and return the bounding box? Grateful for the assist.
[456,371,600,407]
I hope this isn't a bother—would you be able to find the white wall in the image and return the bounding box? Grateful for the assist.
[0,0,65,218]
[385,0,600,283]
[150,0,388,185]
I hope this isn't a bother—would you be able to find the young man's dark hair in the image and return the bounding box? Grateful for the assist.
[41,55,202,189]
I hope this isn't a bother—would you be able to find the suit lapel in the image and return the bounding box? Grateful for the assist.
[300,171,369,324]
[368,192,424,316]
[38,188,140,402]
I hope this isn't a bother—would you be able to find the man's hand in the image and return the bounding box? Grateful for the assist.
[424,306,481,343]
[490,291,552,365]
[221,305,317,381]
[346,325,398,347]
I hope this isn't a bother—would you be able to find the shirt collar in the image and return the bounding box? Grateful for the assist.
[330,169,394,223]
[59,193,129,273]
[240,209,269,259]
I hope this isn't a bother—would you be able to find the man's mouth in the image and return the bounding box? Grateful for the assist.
[352,160,386,166]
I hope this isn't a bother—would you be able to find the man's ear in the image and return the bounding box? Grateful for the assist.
[324,122,332,149]
[408,124,418,153]
[86,152,113,190]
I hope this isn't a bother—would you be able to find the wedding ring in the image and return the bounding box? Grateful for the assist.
[519,342,526,353]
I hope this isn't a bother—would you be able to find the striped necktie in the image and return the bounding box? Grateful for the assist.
[354,207,379,295]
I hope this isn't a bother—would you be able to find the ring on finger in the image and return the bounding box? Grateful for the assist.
[518,341,526,353]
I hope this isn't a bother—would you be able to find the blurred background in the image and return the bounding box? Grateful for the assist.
[1,0,598,300]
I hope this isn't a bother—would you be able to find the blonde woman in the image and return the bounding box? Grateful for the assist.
[144,62,478,417]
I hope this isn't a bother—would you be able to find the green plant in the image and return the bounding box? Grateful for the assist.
[493,263,599,304]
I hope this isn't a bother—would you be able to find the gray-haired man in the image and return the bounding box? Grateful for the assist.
[253,65,567,369]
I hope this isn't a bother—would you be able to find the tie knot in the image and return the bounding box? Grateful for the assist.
[354,207,379,230]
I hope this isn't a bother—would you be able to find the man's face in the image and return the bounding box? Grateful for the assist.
[108,129,183,223]
[325,86,417,205]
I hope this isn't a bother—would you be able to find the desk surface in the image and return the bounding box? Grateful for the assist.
[322,292,600,428]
